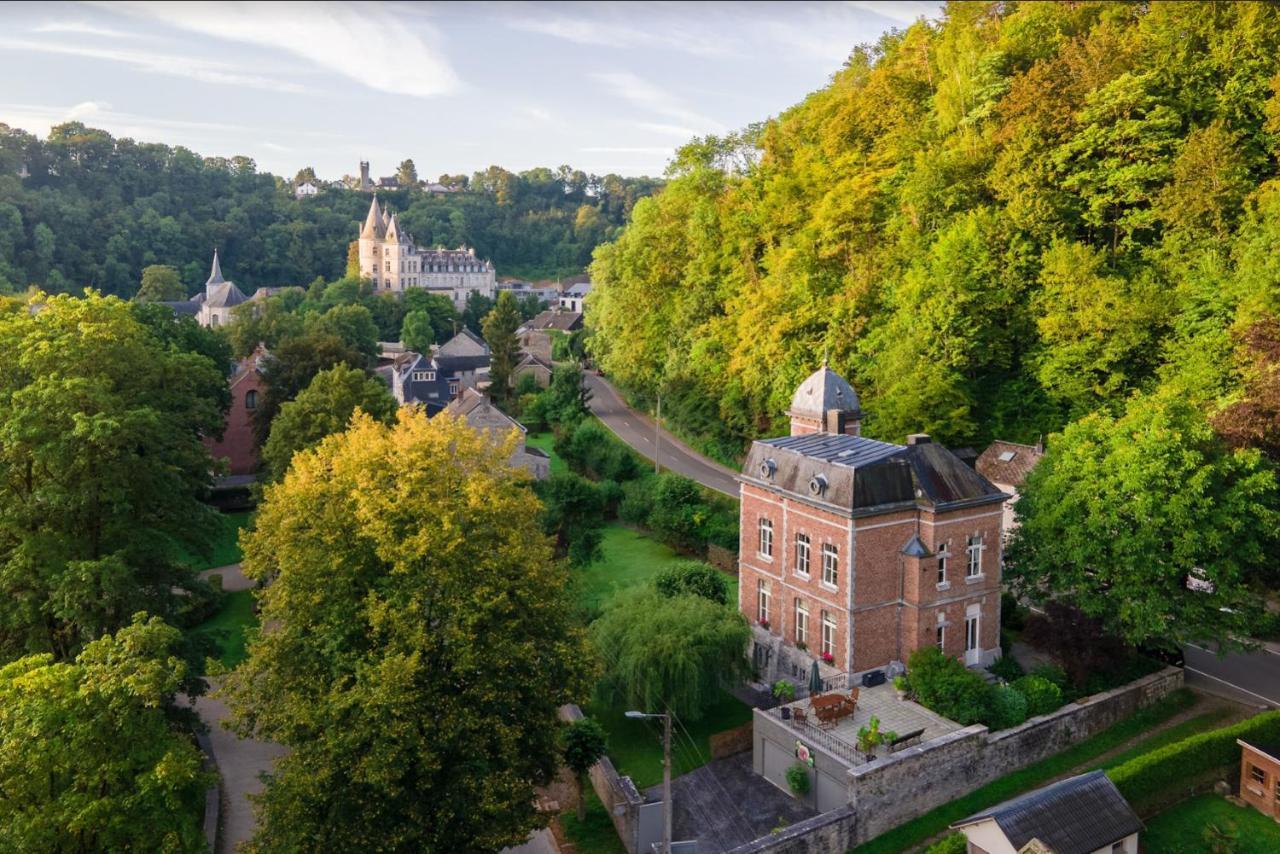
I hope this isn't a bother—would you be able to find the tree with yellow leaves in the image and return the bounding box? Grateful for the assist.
[223,410,595,852]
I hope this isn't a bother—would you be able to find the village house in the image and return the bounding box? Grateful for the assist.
[388,328,491,413]
[518,308,582,361]
[442,387,549,479]
[294,181,319,199]
[558,280,591,313]
[514,352,554,388]
[161,251,298,329]
[976,439,1045,536]
[204,343,269,477]
[951,770,1141,854]
[738,363,1008,686]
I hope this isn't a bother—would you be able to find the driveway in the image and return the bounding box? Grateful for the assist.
[585,372,740,497]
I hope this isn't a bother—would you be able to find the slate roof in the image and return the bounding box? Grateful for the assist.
[517,352,554,371]
[976,440,1045,488]
[206,281,249,309]
[443,387,524,434]
[159,300,201,316]
[741,432,1006,514]
[789,363,861,417]
[564,281,591,297]
[523,310,582,332]
[952,771,1142,853]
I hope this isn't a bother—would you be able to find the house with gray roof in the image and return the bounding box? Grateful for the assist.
[976,439,1045,536]
[950,770,1141,853]
[390,351,463,414]
[558,281,591,313]
[442,387,549,479]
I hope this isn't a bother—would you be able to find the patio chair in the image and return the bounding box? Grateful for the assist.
[848,687,860,708]
[792,708,808,727]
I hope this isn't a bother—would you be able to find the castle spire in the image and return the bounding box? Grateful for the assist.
[207,249,225,286]
[385,213,401,244]
[361,196,383,239]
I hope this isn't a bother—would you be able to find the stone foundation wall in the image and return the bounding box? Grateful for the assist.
[848,666,1184,843]
[724,806,857,854]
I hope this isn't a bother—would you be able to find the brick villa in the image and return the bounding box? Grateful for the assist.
[738,363,1008,685]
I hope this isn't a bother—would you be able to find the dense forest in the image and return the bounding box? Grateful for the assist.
[0,123,661,294]
[587,2,1280,461]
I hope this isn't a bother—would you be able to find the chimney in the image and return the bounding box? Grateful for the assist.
[906,433,931,446]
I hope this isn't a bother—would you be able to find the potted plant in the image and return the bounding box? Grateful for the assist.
[795,640,807,651]
[773,680,796,703]
[759,618,771,630]
[821,651,834,665]
[856,715,897,760]
[893,674,909,701]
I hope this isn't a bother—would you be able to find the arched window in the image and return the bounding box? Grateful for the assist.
[245,389,258,410]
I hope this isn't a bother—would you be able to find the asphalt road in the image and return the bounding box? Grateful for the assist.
[585,372,741,497]
[1183,643,1280,707]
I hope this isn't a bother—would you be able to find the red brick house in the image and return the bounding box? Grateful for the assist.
[738,364,1009,684]
[205,343,268,477]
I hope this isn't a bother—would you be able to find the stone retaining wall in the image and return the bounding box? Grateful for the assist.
[848,666,1184,843]
[724,806,857,854]
[560,704,645,854]
[710,721,754,759]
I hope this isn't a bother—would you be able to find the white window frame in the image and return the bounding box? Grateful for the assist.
[820,610,836,659]
[936,625,945,651]
[758,518,773,559]
[757,578,771,625]
[936,540,949,586]
[821,543,838,589]
[794,599,808,647]
[795,533,811,577]
[966,534,984,579]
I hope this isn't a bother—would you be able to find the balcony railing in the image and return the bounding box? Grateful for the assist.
[769,706,864,766]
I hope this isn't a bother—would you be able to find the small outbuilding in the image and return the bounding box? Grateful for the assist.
[1238,738,1280,821]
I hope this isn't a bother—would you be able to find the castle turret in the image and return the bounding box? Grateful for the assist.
[788,360,862,436]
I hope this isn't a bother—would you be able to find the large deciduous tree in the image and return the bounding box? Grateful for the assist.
[400,309,435,353]
[0,291,225,659]
[223,411,594,852]
[1006,392,1279,647]
[135,264,187,302]
[0,615,211,852]
[261,364,397,480]
[253,332,366,442]
[1214,313,1280,464]
[482,290,522,400]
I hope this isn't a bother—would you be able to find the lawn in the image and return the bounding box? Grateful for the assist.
[585,690,754,790]
[1144,795,1280,852]
[179,510,252,572]
[576,524,739,613]
[190,589,258,668]
[524,431,567,476]
[559,790,627,854]
[854,689,1197,853]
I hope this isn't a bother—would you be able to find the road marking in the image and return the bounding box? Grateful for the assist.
[1184,666,1280,706]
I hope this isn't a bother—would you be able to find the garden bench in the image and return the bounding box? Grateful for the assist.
[888,728,925,752]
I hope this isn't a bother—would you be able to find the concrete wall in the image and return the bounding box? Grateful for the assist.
[848,666,1184,843]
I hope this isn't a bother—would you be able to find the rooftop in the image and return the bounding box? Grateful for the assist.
[789,362,861,418]
[976,439,1044,488]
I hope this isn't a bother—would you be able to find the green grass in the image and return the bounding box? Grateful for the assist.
[179,511,252,572]
[585,690,754,790]
[576,524,738,613]
[1089,708,1233,771]
[189,589,258,668]
[854,689,1197,853]
[1144,794,1280,852]
[525,432,567,476]
[560,790,626,854]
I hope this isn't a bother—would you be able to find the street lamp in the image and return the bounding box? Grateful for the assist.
[625,709,672,853]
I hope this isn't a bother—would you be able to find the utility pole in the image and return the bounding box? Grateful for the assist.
[654,393,661,475]
[662,711,672,854]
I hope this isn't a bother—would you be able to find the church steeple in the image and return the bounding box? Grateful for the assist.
[206,249,225,287]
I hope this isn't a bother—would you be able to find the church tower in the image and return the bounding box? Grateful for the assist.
[787,360,862,436]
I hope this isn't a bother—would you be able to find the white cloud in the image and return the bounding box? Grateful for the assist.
[505,9,736,58]
[522,105,553,123]
[32,20,139,39]
[0,37,309,93]
[592,71,724,134]
[96,1,460,98]
[65,100,110,120]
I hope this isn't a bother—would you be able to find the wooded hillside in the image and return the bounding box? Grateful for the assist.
[587,2,1280,460]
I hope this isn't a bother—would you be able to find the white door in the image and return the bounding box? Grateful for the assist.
[964,614,980,666]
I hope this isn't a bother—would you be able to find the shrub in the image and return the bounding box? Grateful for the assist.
[987,685,1029,730]
[988,654,1024,683]
[907,647,993,727]
[597,479,624,518]
[654,561,729,605]
[561,420,643,482]
[1023,602,1126,687]
[647,473,707,553]
[1014,675,1064,717]
[785,763,810,797]
[772,680,796,702]
[1029,663,1068,689]
[923,833,968,854]
[1108,711,1280,809]
[618,477,656,525]
[1001,591,1027,631]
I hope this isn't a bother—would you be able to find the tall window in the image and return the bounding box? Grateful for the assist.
[794,599,808,646]
[936,540,948,584]
[758,518,773,558]
[244,389,258,411]
[795,534,811,577]
[967,535,984,578]
[757,579,771,625]
[821,610,836,659]
[821,544,839,587]
[936,625,945,651]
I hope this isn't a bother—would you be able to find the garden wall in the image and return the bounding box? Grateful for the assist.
[710,721,754,759]
[560,704,646,854]
[725,806,858,854]
[848,666,1184,843]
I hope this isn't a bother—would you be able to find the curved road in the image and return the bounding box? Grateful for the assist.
[585,372,741,497]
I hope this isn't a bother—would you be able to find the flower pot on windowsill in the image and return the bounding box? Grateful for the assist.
[759,620,770,631]
[821,653,834,665]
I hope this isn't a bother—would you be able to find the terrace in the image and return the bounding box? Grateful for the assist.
[767,682,961,767]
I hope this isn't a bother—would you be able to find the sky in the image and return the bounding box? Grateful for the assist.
[0,1,942,181]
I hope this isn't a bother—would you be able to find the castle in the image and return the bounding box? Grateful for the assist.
[357,197,495,307]
[739,362,1007,686]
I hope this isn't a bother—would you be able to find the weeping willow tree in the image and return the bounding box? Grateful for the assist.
[591,589,750,720]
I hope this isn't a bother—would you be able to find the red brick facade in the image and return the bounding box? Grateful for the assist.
[204,345,267,476]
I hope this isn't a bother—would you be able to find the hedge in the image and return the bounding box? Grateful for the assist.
[1108,710,1280,809]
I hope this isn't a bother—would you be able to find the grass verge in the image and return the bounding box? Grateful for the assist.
[1143,794,1280,852]
[560,790,626,854]
[853,689,1196,853]
[190,589,257,668]
[180,510,251,572]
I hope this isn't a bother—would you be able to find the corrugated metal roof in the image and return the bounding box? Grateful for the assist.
[758,433,901,467]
